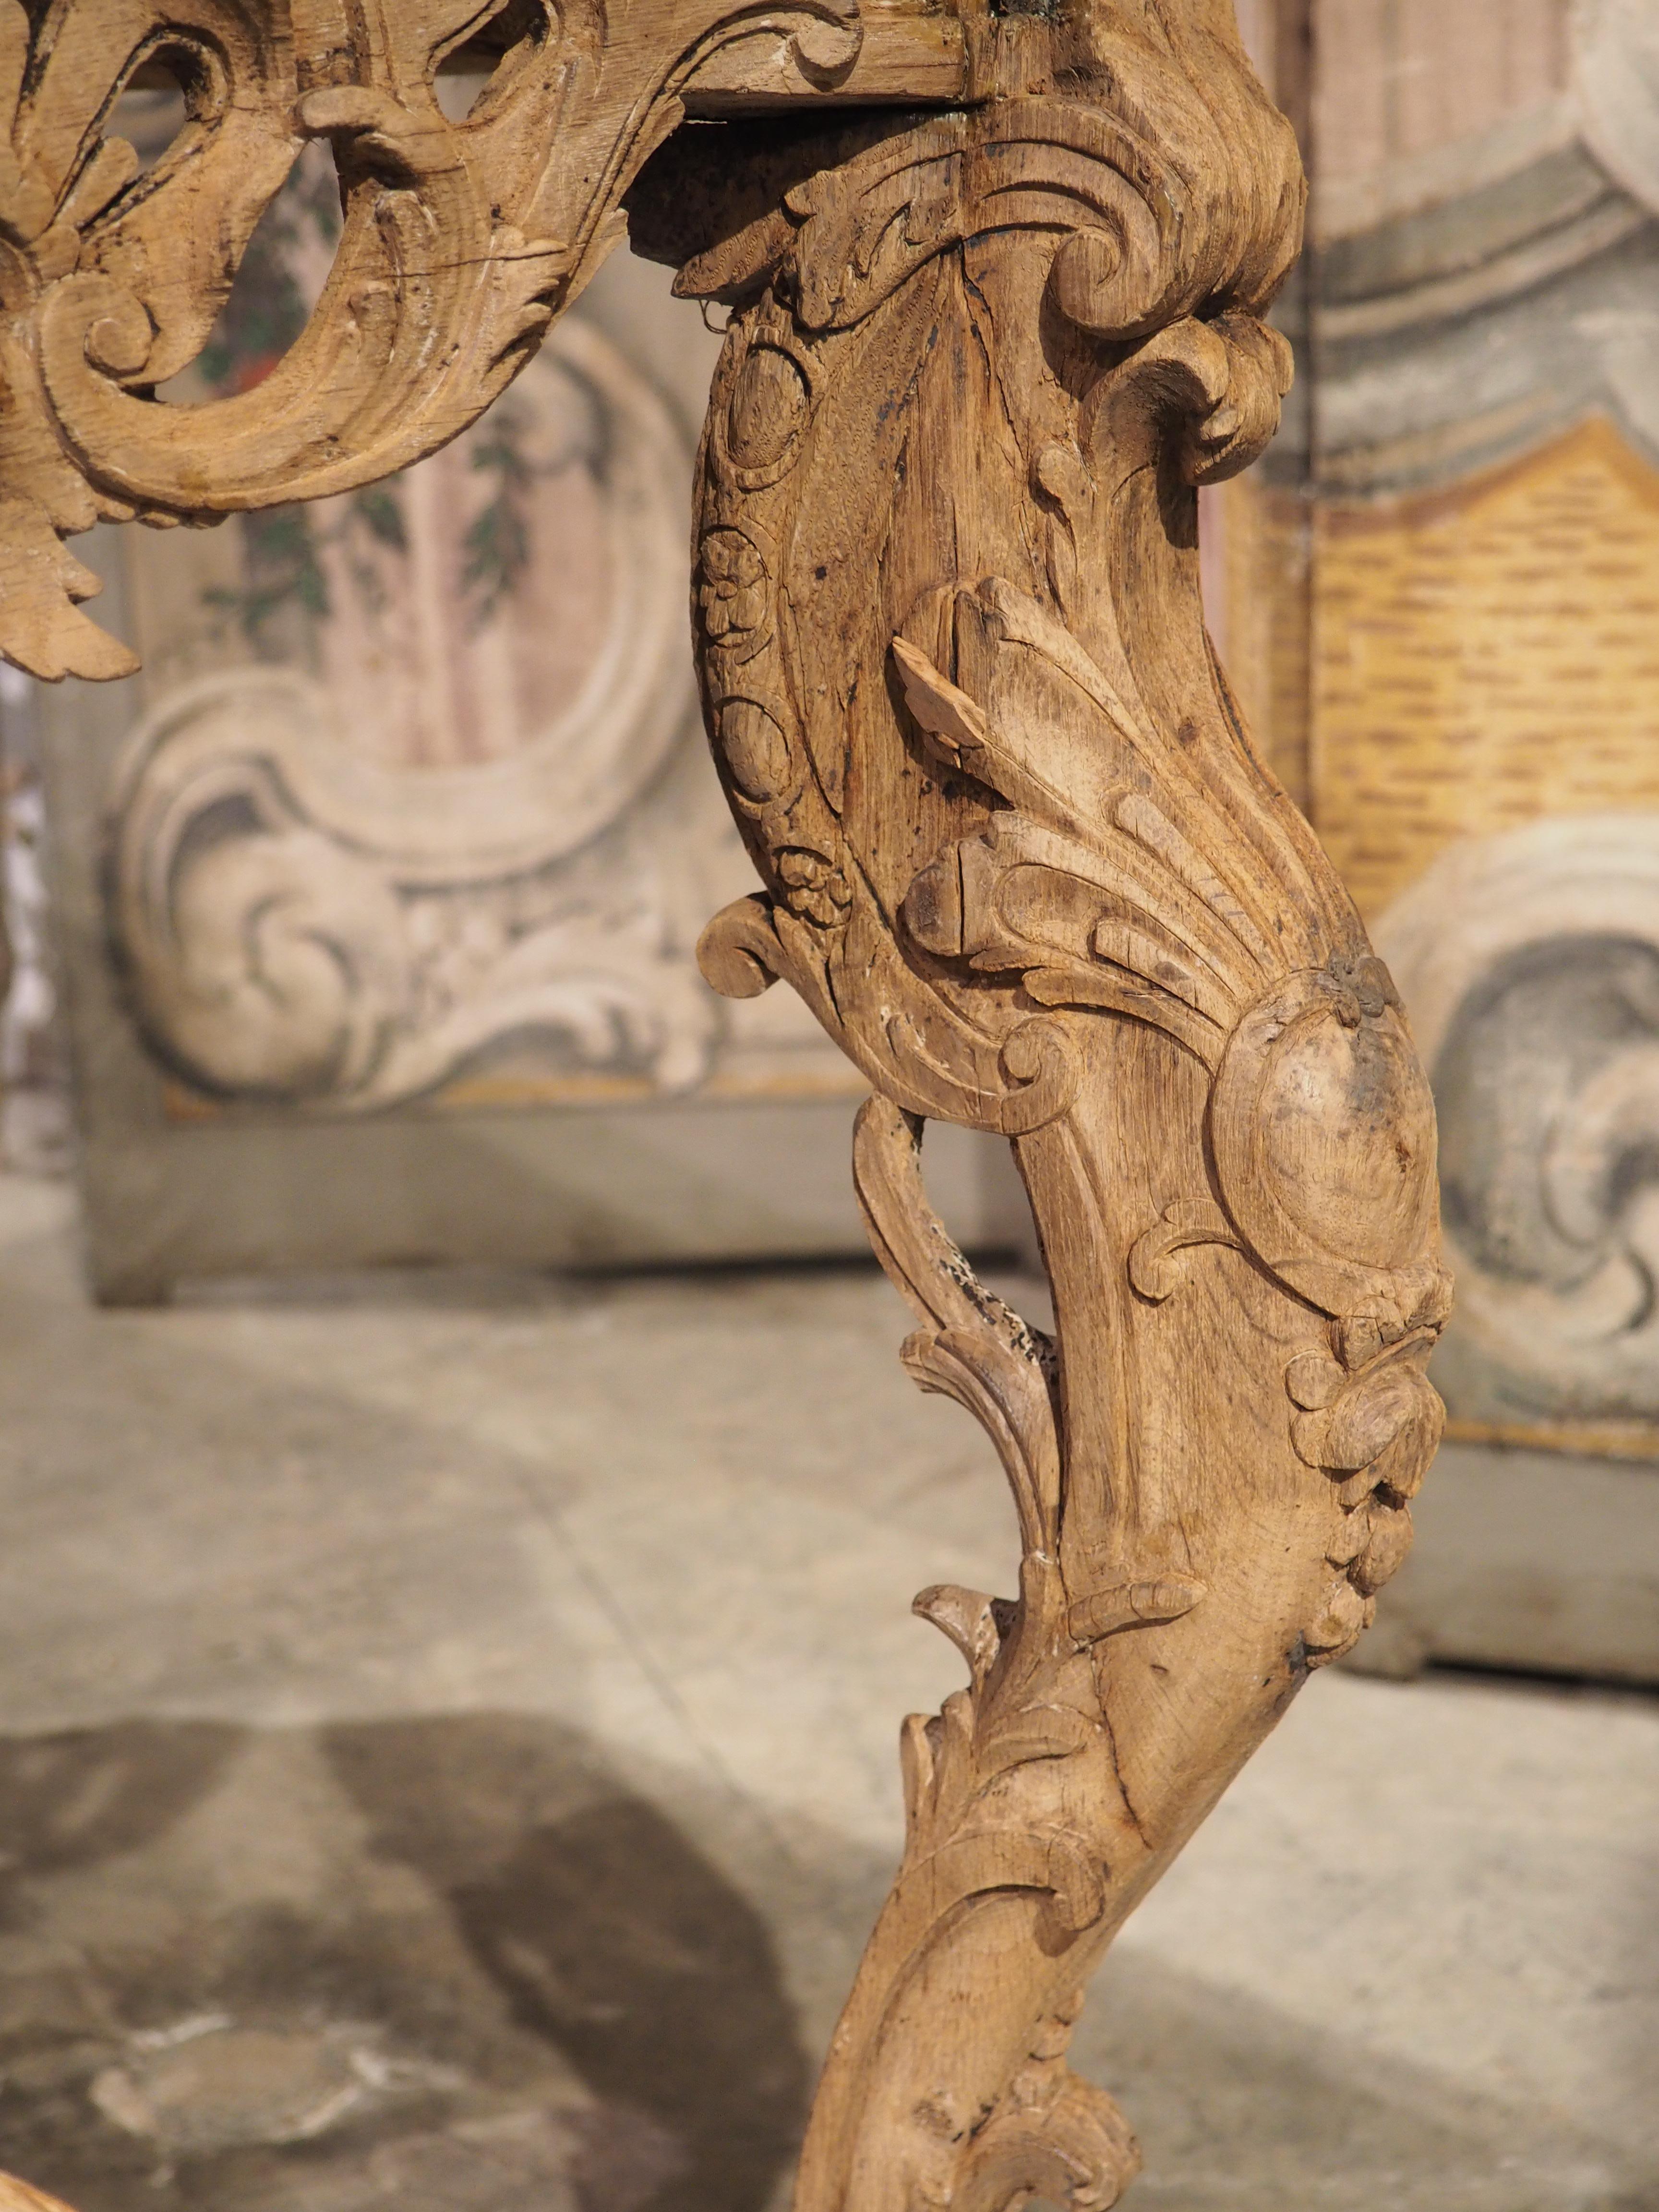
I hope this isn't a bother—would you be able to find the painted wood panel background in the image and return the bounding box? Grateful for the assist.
[1315,0,1568,202]
[1212,0,1659,1457]
[89,126,863,1125]
[1314,420,1659,920]
[1340,0,1654,1454]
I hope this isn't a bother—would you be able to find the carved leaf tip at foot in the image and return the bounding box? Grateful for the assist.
[955,2037,1142,2212]
[1067,1576,1206,1646]
[665,33,1445,2211]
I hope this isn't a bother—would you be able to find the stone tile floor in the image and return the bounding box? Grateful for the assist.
[0,1173,1652,2210]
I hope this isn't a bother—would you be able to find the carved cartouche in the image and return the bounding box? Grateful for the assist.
[632,17,1449,2205]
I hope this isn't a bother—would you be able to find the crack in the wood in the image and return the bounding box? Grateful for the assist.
[1092,1687,1149,1850]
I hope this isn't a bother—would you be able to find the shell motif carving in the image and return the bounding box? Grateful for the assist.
[0,3,1455,2210]
[629,11,1453,2206]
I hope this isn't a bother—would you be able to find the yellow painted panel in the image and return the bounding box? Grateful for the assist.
[1312,417,1659,919]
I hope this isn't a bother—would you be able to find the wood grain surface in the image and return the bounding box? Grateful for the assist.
[0,2176,74,2212]
[0,3,1457,2205]
[637,16,1447,2195]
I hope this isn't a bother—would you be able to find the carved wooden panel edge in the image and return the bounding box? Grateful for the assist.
[0,0,973,685]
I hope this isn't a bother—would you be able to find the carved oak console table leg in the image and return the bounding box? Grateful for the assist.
[635,47,1450,2202]
[0,5,1447,2208]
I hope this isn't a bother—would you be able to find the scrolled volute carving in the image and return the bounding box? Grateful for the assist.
[0,0,914,682]
[641,13,1452,2206]
[673,41,1306,1132]
[0,7,1456,2212]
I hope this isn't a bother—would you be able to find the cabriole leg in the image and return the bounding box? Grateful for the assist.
[0,3,1446,2205]
[635,22,1449,2204]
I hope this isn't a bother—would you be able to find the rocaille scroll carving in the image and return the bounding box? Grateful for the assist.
[0,5,1451,2211]
[629,13,1451,2204]
[0,0,943,684]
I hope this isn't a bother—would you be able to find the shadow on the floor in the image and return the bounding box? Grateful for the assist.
[0,1713,1650,2212]
[0,1719,243,1895]
[0,1713,810,2212]
[1071,1945,1654,2212]
[323,1715,810,2212]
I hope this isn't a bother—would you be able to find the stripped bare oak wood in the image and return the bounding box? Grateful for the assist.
[0,2176,74,2212]
[0,0,967,681]
[637,34,1447,2197]
[0,3,1447,2207]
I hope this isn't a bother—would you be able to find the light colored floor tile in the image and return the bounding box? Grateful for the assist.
[0,1172,1652,2210]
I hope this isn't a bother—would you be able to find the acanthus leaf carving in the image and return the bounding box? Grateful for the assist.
[0,0,949,682]
[0,5,1459,2210]
[640,9,1454,2202]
